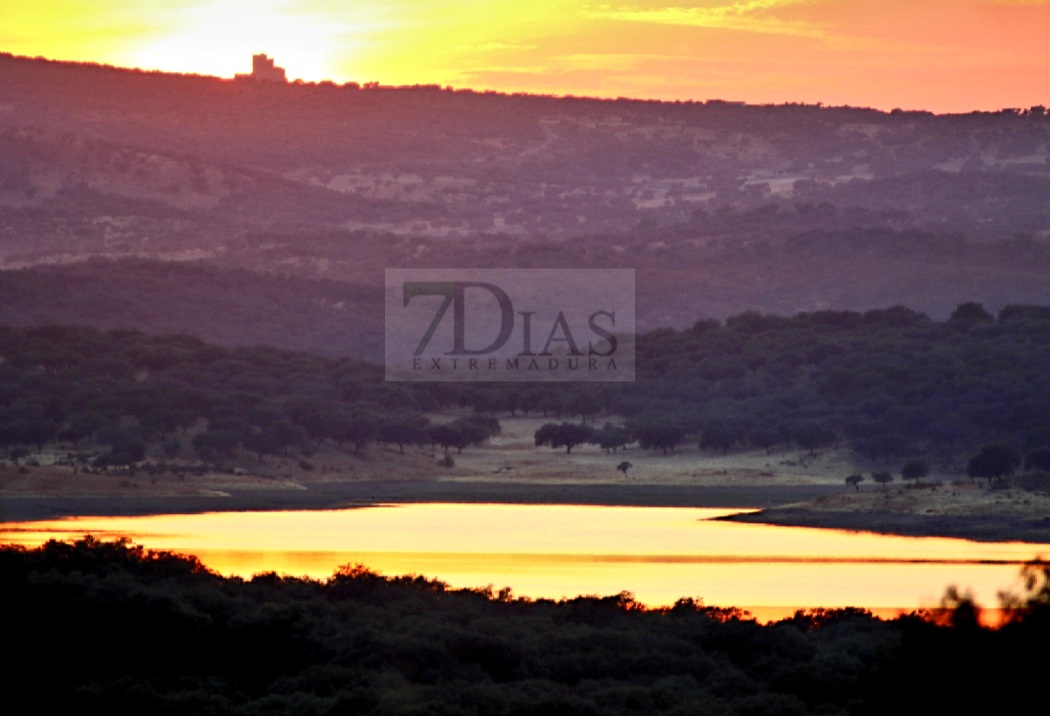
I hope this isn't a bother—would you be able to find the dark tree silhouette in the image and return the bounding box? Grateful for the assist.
[698,422,743,455]
[429,424,467,455]
[534,422,594,454]
[966,443,1020,484]
[1024,447,1050,472]
[871,471,894,490]
[379,412,430,454]
[792,421,835,455]
[595,423,631,453]
[341,411,378,452]
[563,389,602,424]
[747,427,780,454]
[632,415,688,455]
[901,459,929,485]
[949,301,995,324]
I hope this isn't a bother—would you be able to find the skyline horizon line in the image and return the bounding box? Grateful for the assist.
[6,49,1048,118]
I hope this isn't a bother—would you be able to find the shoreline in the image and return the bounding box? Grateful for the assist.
[724,506,1050,545]
[0,481,839,523]
[4,480,1050,545]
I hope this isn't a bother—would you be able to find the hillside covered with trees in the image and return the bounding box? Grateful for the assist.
[1,302,1048,478]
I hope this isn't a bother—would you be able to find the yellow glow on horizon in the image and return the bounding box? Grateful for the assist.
[1,1,1048,111]
[327,1,578,88]
[0,0,384,81]
[126,0,376,81]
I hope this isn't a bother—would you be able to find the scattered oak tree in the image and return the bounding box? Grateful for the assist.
[901,459,929,486]
[966,443,1020,485]
[631,415,689,455]
[871,471,894,490]
[534,422,594,454]
[698,422,744,455]
[379,411,430,454]
[595,423,631,453]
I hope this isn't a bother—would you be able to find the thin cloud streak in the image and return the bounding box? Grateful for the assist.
[585,0,829,38]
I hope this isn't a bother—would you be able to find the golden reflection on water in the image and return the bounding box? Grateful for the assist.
[2,503,1046,620]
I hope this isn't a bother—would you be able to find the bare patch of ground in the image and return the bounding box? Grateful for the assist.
[0,442,440,501]
[432,415,853,488]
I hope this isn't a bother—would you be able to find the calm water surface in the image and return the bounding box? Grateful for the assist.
[4,503,1047,621]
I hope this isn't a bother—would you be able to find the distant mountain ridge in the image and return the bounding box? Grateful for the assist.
[1,52,1048,354]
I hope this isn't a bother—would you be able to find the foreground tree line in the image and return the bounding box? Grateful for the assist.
[4,537,1049,715]
[1,301,1049,473]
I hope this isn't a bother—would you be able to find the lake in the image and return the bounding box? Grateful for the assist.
[3,503,1047,621]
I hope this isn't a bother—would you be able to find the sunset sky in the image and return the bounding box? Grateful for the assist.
[2,1,1048,113]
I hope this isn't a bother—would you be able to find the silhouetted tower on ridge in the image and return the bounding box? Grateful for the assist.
[237,54,286,83]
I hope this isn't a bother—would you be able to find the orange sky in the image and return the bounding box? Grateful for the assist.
[2,1,1048,112]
